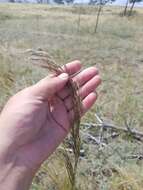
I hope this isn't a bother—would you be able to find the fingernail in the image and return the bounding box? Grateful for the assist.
[58,73,69,80]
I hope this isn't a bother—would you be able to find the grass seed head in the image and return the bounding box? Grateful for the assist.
[29,49,81,190]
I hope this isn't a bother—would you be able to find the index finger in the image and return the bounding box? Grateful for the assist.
[62,60,82,76]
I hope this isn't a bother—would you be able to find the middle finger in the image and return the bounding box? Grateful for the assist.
[57,66,99,99]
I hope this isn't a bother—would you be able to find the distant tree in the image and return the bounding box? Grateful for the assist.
[37,0,43,3]
[65,0,74,4]
[123,0,129,16]
[123,0,143,16]
[128,0,142,15]
[89,0,115,5]
[54,0,64,3]
[54,0,74,4]
[93,0,115,33]
[94,0,102,33]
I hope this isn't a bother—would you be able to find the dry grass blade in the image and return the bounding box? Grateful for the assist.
[29,49,81,190]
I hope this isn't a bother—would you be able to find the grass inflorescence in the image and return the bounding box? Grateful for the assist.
[30,49,81,190]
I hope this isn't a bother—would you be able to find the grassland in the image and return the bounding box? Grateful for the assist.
[0,3,143,190]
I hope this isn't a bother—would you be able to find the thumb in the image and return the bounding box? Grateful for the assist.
[31,73,69,100]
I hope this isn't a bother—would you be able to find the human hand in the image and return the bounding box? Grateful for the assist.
[0,60,101,190]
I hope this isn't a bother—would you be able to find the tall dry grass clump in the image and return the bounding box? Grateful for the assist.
[29,49,81,190]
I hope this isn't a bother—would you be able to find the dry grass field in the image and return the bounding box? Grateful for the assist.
[0,3,143,190]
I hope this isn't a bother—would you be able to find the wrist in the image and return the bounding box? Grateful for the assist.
[0,148,35,190]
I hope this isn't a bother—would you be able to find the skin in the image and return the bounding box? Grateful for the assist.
[0,60,101,190]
